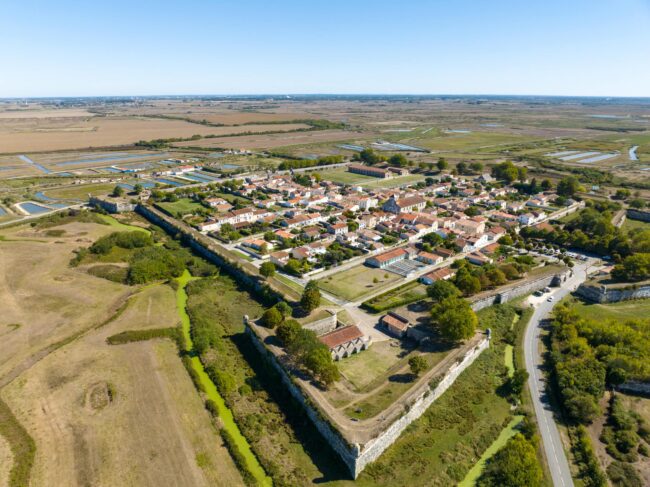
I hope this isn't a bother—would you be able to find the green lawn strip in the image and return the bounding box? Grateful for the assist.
[504,345,515,378]
[98,214,150,234]
[458,415,525,487]
[175,270,271,487]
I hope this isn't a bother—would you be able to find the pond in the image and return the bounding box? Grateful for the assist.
[55,152,168,166]
[630,146,639,161]
[155,178,184,187]
[19,202,52,214]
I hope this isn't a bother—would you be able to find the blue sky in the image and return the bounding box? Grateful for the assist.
[1,0,649,97]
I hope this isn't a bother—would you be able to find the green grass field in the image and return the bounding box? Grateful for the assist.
[320,168,377,185]
[361,174,425,189]
[156,198,204,215]
[407,131,535,152]
[317,265,403,301]
[565,296,650,322]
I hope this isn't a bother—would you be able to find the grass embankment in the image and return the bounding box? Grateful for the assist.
[98,213,150,233]
[0,398,35,487]
[176,271,271,487]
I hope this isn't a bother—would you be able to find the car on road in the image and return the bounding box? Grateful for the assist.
[547,296,554,302]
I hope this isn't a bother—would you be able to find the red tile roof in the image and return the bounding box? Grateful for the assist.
[371,247,408,263]
[319,325,364,349]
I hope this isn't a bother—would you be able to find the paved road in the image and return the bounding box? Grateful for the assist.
[523,260,594,487]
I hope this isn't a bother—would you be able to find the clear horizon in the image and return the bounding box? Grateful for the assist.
[2,0,649,98]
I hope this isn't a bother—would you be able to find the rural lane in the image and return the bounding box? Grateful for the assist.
[523,259,594,487]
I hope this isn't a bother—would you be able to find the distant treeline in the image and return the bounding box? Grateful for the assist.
[585,126,646,133]
[278,155,344,170]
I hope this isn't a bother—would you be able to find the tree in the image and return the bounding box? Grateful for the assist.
[262,307,283,329]
[613,188,631,200]
[133,183,143,194]
[359,148,381,165]
[304,346,340,386]
[470,162,484,173]
[508,368,529,396]
[260,261,276,278]
[454,267,482,295]
[491,161,519,184]
[611,253,650,281]
[388,154,408,167]
[486,267,507,287]
[427,279,461,302]
[301,281,321,313]
[477,434,542,487]
[557,176,582,197]
[430,297,477,341]
[541,179,552,191]
[112,185,125,197]
[276,319,302,345]
[517,166,528,182]
[408,355,427,377]
[437,157,448,171]
[275,301,292,319]
[284,258,302,276]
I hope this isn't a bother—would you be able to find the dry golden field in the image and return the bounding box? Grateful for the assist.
[0,219,243,487]
[0,109,97,119]
[0,117,309,153]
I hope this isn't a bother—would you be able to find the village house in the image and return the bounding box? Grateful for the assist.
[454,218,486,236]
[382,195,427,214]
[381,313,410,338]
[419,266,456,285]
[416,251,444,265]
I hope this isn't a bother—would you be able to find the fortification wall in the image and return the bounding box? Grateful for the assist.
[246,321,489,478]
[354,338,489,474]
[471,270,568,311]
[576,283,650,303]
[137,204,296,303]
[302,312,338,335]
